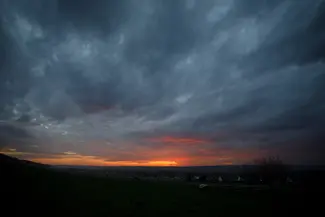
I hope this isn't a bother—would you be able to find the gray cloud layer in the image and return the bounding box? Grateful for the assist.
[1,0,325,164]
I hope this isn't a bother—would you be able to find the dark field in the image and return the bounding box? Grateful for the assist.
[0,154,323,217]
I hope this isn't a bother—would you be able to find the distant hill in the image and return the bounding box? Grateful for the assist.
[0,153,48,175]
[0,153,44,165]
[52,164,325,173]
[0,153,24,169]
[0,153,19,164]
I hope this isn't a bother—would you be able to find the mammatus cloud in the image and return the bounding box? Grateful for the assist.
[1,0,325,165]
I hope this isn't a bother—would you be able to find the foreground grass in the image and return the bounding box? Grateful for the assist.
[0,165,320,217]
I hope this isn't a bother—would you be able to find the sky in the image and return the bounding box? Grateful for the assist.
[0,0,325,166]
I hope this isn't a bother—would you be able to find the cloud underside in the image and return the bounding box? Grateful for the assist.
[0,0,325,165]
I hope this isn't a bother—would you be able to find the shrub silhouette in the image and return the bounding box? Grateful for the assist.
[254,156,288,186]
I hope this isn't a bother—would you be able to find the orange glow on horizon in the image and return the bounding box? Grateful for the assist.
[31,156,178,167]
[0,148,259,166]
[0,149,178,166]
[1,143,265,166]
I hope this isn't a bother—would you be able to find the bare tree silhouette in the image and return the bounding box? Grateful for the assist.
[254,156,288,187]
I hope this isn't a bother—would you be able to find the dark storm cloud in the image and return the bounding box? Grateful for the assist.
[0,122,32,148]
[1,0,325,164]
